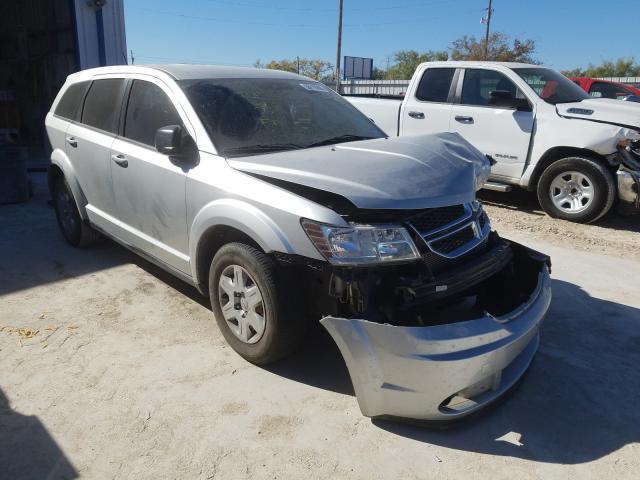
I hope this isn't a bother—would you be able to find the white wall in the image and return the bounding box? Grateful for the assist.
[73,0,127,69]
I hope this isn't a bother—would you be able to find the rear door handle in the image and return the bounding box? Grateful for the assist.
[66,136,78,148]
[111,154,128,168]
[408,111,425,119]
[455,115,474,124]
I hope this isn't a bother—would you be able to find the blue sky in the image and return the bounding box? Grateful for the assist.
[124,0,637,72]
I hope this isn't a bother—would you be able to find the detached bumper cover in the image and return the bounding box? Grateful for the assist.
[321,265,551,422]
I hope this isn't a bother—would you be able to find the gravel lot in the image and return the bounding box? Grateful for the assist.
[1,177,639,479]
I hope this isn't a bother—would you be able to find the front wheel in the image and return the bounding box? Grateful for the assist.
[537,157,615,223]
[208,243,304,365]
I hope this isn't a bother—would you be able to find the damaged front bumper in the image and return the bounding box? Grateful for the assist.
[617,145,640,212]
[320,245,551,423]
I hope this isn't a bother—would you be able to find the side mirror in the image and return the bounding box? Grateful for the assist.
[155,125,199,168]
[622,95,640,103]
[488,90,532,111]
[155,125,189,155]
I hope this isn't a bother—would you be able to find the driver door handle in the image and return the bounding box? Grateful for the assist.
[455,115,474,124]
[66,136,78,148]
[408,111,425,119]
[111,153,128,168]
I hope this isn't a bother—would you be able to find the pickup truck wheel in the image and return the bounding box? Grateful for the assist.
[537,157,615,223]
[52,176,101,247]
[209,243,303,365]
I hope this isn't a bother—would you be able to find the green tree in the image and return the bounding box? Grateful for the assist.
[263,58,334,80]
[385,50,448,80]
[450,32,537,63]
[561,58,640,78]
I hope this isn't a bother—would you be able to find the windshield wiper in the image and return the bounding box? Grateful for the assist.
[306,134,377,148]
[223,143,304,156]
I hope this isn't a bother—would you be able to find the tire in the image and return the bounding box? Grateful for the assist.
[536,156,615,223]
[208,243,304,365]
[52,176,101,247]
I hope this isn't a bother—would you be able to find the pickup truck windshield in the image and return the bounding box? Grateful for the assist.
[180,78,385,157]
[513,68,590,105]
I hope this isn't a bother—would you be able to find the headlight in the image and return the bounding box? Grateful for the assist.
[301,219,420,265]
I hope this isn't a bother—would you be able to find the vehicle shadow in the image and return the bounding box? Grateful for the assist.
[268,279,640,465]
[0,388,78,479]
[478,189,640,233]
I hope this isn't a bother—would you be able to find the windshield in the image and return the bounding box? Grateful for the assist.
[180,78,385,157]
[513,68,590,105]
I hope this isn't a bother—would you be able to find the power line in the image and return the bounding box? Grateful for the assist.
[127,5,482,29]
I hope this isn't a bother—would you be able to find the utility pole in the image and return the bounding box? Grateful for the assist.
[130,49,135,65]
[296,56,300,75]
[483,0,493,60]
[335,0,343,92]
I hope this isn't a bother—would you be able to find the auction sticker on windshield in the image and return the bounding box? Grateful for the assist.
[299,82,330,92]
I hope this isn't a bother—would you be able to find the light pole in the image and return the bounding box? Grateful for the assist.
[483,0,493,60]
[335,0,343,92]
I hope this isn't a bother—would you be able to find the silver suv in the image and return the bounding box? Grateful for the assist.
[46,65,551,423]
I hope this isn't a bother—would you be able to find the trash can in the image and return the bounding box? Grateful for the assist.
[0,134,29,204]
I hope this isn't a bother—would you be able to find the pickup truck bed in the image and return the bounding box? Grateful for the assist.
[346,96,402,136]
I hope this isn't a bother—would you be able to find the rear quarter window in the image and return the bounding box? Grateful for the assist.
[54,81,90,120]
[415,68,455,102]
[81,79,126,133]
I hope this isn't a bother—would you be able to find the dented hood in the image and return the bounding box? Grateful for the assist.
[556,98,640,129]
[226,133,488,209]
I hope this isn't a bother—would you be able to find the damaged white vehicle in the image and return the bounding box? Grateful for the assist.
[347,62,640,223]
[45,65,551,423]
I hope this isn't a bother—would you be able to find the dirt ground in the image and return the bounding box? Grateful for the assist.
[1,176,639,479]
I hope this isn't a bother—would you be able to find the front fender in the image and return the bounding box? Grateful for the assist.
[189,198,296,285]
[50,148,89,220]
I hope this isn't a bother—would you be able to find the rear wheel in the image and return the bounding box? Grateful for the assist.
[209,243,304,365]
[537,156,615,223]
[52,176,100,247]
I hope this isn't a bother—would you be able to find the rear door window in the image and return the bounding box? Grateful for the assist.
[54,81,90,120]
[81,78,125,133]
[415,68,455,102]
[123,80,183,147]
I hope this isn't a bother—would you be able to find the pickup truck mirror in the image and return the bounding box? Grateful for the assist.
[488,90,532,112]
[155,125,199,167]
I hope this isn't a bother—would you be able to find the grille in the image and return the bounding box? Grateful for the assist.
[407,204,466,234]
[430,225,476,254]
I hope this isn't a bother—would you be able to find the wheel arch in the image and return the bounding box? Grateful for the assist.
[189,199,296,294]
[48,148,89,220]
[526,146,611,192]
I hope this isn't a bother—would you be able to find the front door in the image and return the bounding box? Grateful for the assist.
[450,68,535,181]
[110,78,191,274]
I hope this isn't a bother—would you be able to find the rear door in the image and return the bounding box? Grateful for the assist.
[109,77,191,274]
[66,77,126,220]
[449,68,534,180]
[399,67,457,136]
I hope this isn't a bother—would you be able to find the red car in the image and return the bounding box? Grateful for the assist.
[571,77,640,101]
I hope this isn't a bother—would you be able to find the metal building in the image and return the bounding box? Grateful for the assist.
[0,0,127,164]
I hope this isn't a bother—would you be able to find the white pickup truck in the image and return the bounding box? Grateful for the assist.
[346,61,640,223]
